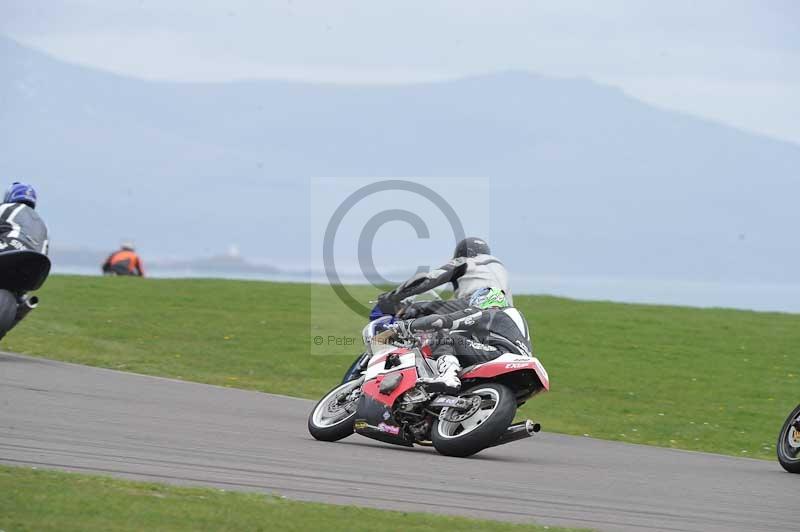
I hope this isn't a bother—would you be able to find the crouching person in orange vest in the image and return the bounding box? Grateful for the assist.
[102,243,145,277]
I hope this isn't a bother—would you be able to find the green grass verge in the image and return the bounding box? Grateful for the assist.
[5,275,799,459]
[0,465,583,532]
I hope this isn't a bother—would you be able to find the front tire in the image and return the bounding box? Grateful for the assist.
[432,383,516,458]
[777,404,800,473]
[0,290,18,341]
[308,380,362,442]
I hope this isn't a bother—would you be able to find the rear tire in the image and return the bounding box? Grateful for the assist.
[308,380,361,442]
[432,383,516,458]
[777,404,800,473]
[0,290,18,340]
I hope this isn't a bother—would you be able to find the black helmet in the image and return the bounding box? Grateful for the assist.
[453,237,490,258]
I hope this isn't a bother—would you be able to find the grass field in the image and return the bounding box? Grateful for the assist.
[5,275,799,460]
[0,465,583,532]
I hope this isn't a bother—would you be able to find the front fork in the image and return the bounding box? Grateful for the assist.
[341,352,370,383]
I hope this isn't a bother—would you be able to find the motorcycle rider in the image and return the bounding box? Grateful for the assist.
[376,237,512,318]
[342,237,513,383]
[0,182,48,255]
[393,287,532,393]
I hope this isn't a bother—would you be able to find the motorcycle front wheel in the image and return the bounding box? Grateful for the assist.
[308,379,362,442]
[777,404,800,473]
[431,383,516,458]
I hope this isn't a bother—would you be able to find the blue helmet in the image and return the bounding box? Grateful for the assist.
[4,182,37,209]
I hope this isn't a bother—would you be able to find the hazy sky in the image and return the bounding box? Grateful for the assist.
[2,0,799,143]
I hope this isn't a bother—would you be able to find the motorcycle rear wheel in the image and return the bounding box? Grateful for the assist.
[777,404,800,473]
[431,383,516,457]
[308,380,361,442]
[0,290,18,340]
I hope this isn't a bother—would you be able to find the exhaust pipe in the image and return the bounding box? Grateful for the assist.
[491,419,540,447]
[13,295,38,326]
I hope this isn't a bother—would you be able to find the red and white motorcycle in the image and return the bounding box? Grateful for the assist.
[308,312,550,457]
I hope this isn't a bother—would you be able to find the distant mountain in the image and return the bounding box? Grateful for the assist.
[2,36,799,284]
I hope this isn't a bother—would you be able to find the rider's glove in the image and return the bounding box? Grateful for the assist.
[398,303,421,319]
[376,292,398,315]
[391,319,415,339]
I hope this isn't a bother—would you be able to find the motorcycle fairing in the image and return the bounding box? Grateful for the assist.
[355,348,438,446]
[355,366,417,446]
[362,347,439,406]
[460,352,550,391]
[0,250,50,291]
[353,393,415,447]
[364,349,415,380]
[361,367,418,407]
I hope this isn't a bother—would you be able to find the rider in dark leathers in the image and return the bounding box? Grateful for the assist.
[0,182,50,340]
[376,237,512,318]
[0,182,48,255]
[342,238,515,383]
[394,287,532,392]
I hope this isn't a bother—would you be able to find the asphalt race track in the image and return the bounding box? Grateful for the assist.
[1,352,796,531]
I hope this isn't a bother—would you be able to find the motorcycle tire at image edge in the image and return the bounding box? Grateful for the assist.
[777,404,800,473]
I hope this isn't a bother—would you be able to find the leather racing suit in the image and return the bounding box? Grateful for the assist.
[377,253,512,316]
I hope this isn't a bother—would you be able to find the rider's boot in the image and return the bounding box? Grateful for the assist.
[420,355,461,393]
